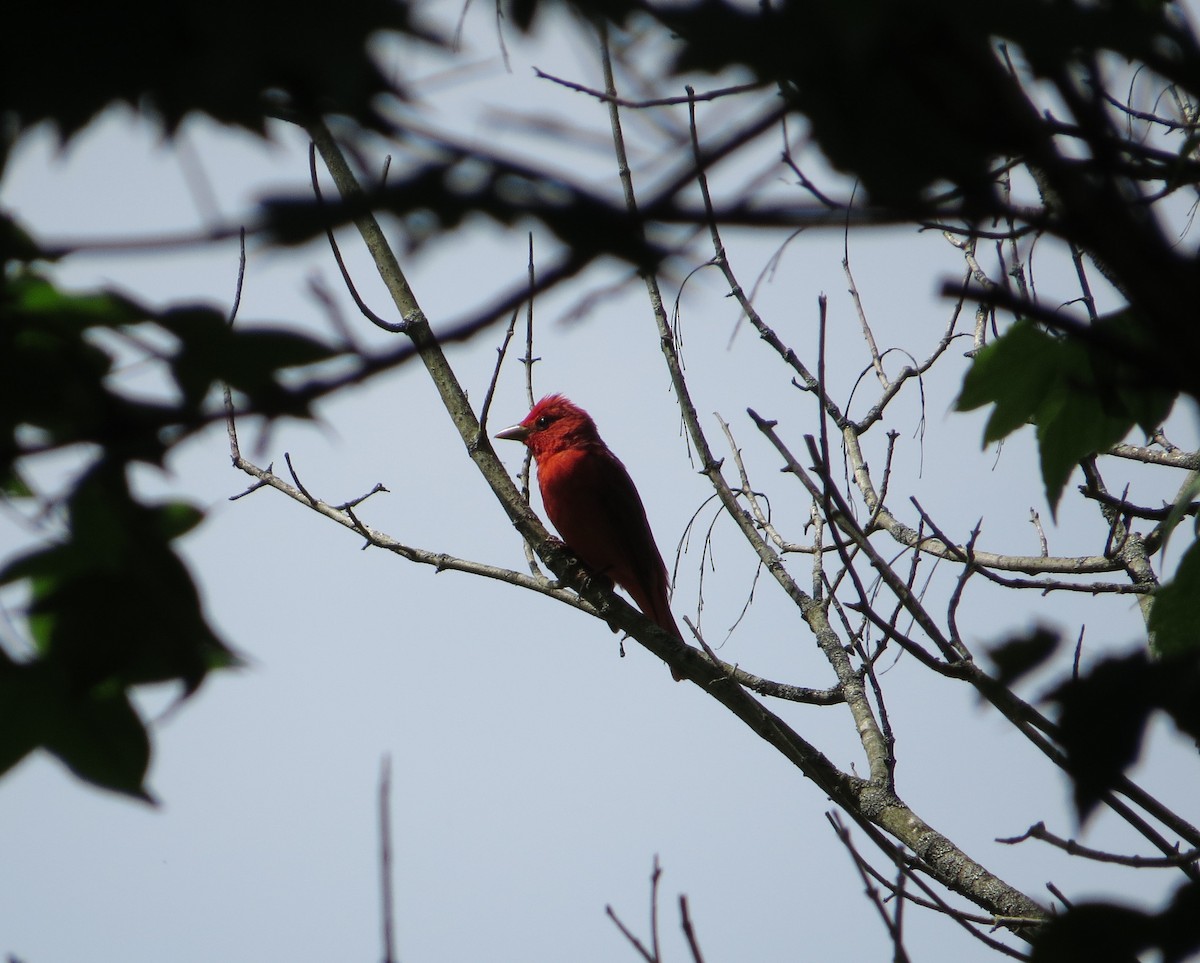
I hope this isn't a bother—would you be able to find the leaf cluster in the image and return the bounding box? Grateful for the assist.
[1030,879,1200,963]
[957,316,1176,510]
[262,149,665,269]
[0,0,439,144]
[0,230,344,797]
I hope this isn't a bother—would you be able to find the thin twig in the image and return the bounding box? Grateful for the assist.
[535,69,765,108]
[679,895,706,963]
[379,756,397,963]
[223,227,248,465]
[681,618,843,705]
[479,306,519,433]
[308,141,403,332]
[606,907,656,963]
[827,813,1035,959]
[998,821,1200,869]
[649,858,663,963]
[827,812,913,963]
[284,452,317,506]
[843,232,888,388]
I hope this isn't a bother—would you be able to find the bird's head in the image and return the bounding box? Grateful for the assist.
[495,394,602,458]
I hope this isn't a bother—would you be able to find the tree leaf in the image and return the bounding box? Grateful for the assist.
[162,309,343,413]
[1030,902,1153,963]
[1048,649,1200,822]
[152,502,206,542]
[986,627,1059,688]
[956,320,1062,443]
[1,465,33,498]
[1047,651,1157,823]
[10,272,144,327]
[0,661,155,800]
[1149,542,1200,657]
[3,1,442,140]
[0,663,52,777]
[957,314,1176,512]
[1031,881,1200,963]
[44,686,154,801]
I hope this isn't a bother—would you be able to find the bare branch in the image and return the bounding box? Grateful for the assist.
[827,813,1037,959]
[307,141,403,332]
[606,904,656,963]
[828,812,916,963]
[1107,442,1200,470]
[231,449,591,610]
[679,896,707,963]
[998,821,1200,871]
[535,68,765,108]
[379,756,397,963]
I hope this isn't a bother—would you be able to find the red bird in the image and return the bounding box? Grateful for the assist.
[496,394,684,679]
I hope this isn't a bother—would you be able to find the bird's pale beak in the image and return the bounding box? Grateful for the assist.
[495,422,530,442]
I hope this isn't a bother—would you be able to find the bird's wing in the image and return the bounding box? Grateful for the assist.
[588,450,675,629]
[538,444,676,632]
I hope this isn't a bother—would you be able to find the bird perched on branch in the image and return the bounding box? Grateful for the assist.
[496,394,684,680]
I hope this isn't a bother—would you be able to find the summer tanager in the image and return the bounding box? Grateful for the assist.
[496,394,684,679]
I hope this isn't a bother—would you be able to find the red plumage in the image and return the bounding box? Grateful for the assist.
[496,394,683,679]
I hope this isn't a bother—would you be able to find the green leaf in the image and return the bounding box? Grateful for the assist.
[261,152,666,270]
[26,577,57,654]
[1150,473,1200,565]
[44,687,154,801]
[1,464,238,690]
[10,272,144,327]
[226,328,344,372]
[0,661,157,800]
[152,501,205,541]
[1,466,33,498]
[1150,542,1200,657]
[957,314,1177,512]
[1034,370,1133,509]
[0,545,82,588]
[956,320,1062,442]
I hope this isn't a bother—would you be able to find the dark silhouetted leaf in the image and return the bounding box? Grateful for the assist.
[261,153,665,271]
[1156,654,1200,746]
[1031,902,1153,963]
[0,212,43,264]
[1049,649,1200,822]
[2,1,441,140]
[1032,882,1200,963]
[1159,881,1200,963]
[161,308,344,414]
[987,627,1059,688]
[1048,652,1157,822]
[45,686,153,801]
[0,662,53,778]
[1,462,239,699]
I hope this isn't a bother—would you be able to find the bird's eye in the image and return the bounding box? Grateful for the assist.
[535,415,551,429]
